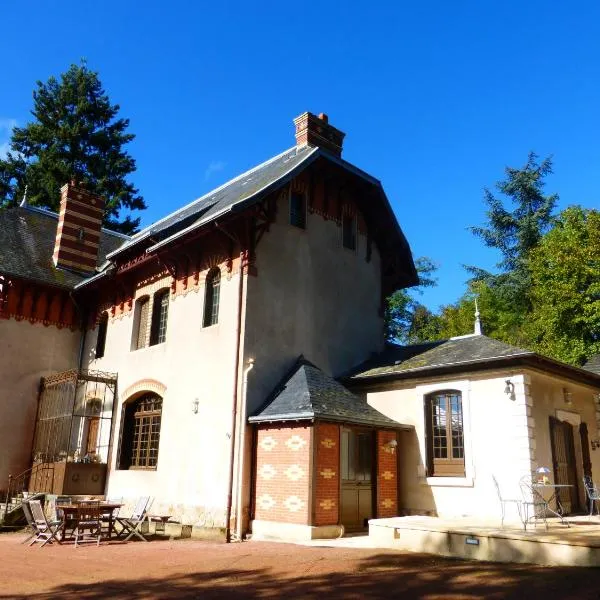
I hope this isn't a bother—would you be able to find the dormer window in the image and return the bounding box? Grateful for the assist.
[289,191,306,229]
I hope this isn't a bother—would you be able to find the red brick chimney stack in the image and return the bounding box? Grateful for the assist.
[293,112,346,157]
[52,181,105,273]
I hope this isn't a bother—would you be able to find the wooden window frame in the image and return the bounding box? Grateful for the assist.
[117,394,162,470]
[133,296,150,350]
[95,312,108,359]
[150,289,169,346]
[425,390,465,477]
[203,268,221,328]
[289,190,307,229]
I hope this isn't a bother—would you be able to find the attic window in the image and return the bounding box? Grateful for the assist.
[289,191,306,229]
[342,213,357,250]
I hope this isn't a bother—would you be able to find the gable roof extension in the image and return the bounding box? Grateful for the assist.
[347,335,600,388]
[0,205,129,290]
[249,357,411,429]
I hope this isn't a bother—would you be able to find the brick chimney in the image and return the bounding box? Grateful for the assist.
[293,112,346,157]
[53,181,105,273]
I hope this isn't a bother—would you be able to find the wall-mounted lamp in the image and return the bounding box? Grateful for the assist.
[591,439,600,451]
[504,380,515,399]
[563,388,573,406]
[386,439,398,449]
[192,398,199,414]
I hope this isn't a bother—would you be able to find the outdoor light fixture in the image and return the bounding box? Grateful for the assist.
[386,439,398,448]
[192,398,199,414]
[504,380,515,398]
[591,439,600,451]
[563,388,573,406]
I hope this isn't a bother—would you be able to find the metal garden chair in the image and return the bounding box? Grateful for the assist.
[20,501,38,545]
[28,500,62,547]
[519,475,548,531]
[583,476,600,516]
[492,475,522,527]
[116,496,151,542]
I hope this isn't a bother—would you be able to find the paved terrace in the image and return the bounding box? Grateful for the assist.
[1,533,600,599]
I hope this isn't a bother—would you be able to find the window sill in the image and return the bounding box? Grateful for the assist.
[423,476,474,488]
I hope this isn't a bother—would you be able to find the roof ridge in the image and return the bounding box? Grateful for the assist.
[112,145,302,256]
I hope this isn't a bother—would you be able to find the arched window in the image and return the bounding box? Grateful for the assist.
[133,296,150,350]
[118,393,163,470]
[203,268,221,327]
[95,312,108,358]
[425,390,465,477]
[150,289,169,346]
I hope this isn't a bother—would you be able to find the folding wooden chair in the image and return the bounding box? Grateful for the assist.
[74,501,102,547]
[20,501,38,545]
[116,496,151,542]
[28,500,62,547]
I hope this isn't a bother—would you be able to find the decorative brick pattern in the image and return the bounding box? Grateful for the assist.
[254,425,311,524]
[377,430,398,518]
[314,423,340,526]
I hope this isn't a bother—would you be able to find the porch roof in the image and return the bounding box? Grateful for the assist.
[249,357,412,430]
[346,334,600,388]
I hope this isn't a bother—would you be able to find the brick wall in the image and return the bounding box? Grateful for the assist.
[254,424,312,525]
[376,430,398,518]
[314,423,340,526]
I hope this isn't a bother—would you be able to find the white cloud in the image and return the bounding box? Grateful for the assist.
[0,118,17,159]
[204,160,226,180]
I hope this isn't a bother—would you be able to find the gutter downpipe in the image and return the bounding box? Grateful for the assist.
[235,358,254,541]
[225,251,246,543]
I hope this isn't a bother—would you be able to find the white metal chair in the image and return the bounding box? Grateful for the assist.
[519,475,548,531]
[116,496,151,542]
[492,475,522,527]
[583,476,600,516]
[28,500,62,547]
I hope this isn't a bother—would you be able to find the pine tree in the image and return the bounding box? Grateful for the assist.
[0,62,145,234]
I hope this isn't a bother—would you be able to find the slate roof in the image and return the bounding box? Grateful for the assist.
[107,145,320,258]
[249,357,411,429]
[347,334,600,388]
[584,355,600,376]
[0,205,129,289]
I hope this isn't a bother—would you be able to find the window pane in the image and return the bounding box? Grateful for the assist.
[342,214,356,250]
[203,269,221,327]
[95,313,108,358]
[432,397,447,459]
[289,192,306,229]
[136,299,149,349]
[129,394,162,468]
[341,430,349,480]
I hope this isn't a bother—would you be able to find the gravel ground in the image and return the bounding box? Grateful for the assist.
[0,532,599,599]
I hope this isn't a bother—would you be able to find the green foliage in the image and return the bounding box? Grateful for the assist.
[0,62,145,234]
[467,152,558,318]
[385,257,440,343]
[524,206,600,365]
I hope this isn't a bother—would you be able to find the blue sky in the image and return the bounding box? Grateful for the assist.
[2,1,600,309]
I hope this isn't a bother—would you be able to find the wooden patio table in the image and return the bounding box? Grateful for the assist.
[58,502,123,541]
[531,484,572,527]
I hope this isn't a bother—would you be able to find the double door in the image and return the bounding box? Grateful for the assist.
[340,428,374,531]
[549,417,581,514]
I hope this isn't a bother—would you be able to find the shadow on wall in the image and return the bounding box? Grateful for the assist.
[4,548,600,599]
[398,428,438,517]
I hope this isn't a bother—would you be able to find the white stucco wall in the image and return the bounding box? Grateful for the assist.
[0,318,80,491]
[84,268,246,526]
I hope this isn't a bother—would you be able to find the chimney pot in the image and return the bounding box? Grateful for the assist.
[293,111,345,156]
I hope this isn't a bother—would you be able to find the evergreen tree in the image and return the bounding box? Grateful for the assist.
[385,257,439,343]
[0,62,145,234]
[467,152,558,316]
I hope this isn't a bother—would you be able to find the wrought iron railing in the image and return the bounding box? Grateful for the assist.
[3,462,55,518]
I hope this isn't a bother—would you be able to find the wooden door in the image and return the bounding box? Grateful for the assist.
[85,417,100,455]
[549,417,580,513]
[340,429,374,531]
[580,423,593,481]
